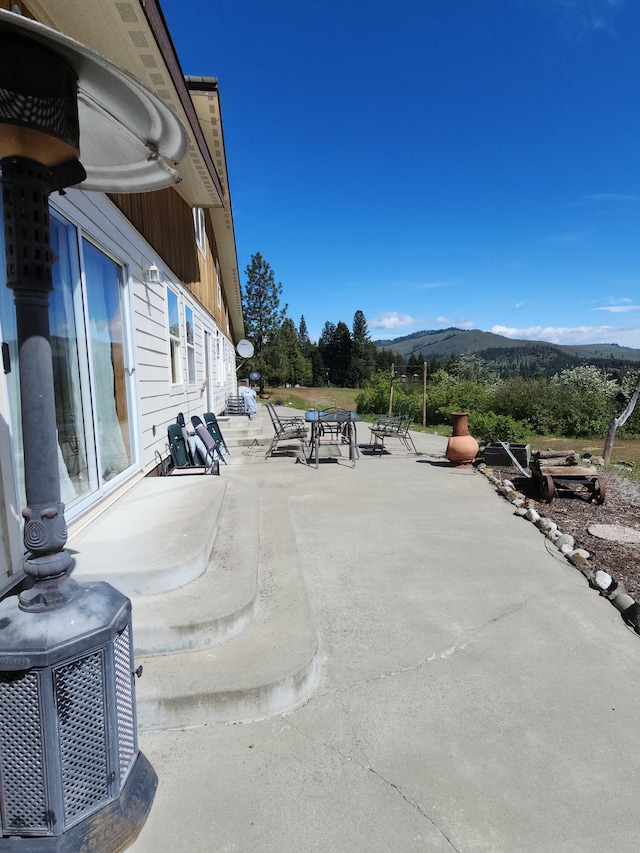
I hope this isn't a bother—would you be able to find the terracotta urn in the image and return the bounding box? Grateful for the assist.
[446,412,479,466]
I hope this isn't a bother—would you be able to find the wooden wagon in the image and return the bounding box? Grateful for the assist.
[530,452,605,504]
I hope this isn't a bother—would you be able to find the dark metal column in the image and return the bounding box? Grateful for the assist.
[1,156,74,603]
[0,17,160,850]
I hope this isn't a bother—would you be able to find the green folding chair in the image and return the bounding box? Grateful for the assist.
[203,412,230,456]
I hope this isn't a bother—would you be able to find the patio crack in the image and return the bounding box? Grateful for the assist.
[317,595,534,699]
[287,720,463,852]
[366,764,464,853]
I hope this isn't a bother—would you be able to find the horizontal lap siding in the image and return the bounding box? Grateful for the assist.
[55,192,237,475]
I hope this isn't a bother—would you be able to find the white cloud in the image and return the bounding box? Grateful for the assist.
[490,324,640,347]
[418,280,458,290]
[594,305,640,313]
[588,193,639,203]
[458,319,476,330]
[514,301,525,309]
[436,316,448,324]
[369,311,416,331]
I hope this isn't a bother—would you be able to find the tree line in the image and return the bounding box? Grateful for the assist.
[355,355,640,445]
[241,252,400,391]
[241,253,640,445]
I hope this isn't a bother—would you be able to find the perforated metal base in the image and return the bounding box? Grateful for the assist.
[0,750,157,852]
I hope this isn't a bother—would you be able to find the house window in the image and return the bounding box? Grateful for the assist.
[0,210,137,516]
[83,240,133,484]
[194,207,206,257]
[167,287,181,384]
[216,259,222,309]
[215,334,223,385]
[185,305,196,384]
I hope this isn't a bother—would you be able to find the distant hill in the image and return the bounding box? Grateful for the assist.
[374,327,640,379]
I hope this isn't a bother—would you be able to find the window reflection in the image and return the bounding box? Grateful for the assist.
[50,218,91,504]
[82,240,132,483]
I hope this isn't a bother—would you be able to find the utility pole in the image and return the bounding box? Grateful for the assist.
[388,363,395,417]
[422,361,428,427]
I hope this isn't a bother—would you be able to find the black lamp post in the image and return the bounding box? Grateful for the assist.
[0,10,186,850]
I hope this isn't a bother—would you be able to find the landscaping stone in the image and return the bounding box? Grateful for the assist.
[555,533,575,551]
[594,570,613,591]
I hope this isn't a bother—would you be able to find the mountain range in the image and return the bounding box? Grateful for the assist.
[374,328,640,378]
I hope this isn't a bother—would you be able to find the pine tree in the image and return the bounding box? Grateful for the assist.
[242,252,286,392]
[298,315,311,352]
[348,310,378,387]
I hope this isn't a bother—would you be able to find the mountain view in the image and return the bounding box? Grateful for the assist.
[374,328,640,379]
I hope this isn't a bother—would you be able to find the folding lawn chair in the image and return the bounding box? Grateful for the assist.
[203,412,230,456]
[166,415,219,474]
[167,422,192,469]
[191,415,226,467]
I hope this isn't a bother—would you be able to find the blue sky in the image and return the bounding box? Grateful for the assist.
[162,0,640,348]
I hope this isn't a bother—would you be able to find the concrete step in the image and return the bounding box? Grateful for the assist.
[134,485,319,731]
[130,479,260,656]
[69,476,227,597]
[216,410,271,449]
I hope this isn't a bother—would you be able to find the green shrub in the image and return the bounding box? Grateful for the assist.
[467,412,527,445]
[426,372,491,425]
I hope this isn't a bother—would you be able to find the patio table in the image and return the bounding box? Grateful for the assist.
[305,410,362,468]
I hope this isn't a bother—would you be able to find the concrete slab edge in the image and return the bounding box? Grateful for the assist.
[69,478,227,597]
[134,484,320,731]
[136,648,319,732]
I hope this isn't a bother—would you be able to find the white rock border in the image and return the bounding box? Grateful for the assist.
[478,463,640,634]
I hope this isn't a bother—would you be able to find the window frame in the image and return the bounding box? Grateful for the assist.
[216,258,222,309]
[194,207,206,258]
[185,303,196,385]
[167,286,182,386]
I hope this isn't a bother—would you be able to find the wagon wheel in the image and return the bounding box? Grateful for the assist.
[541,474,555,503]
[593,476,606,504]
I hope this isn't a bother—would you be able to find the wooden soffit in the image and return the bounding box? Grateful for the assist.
[24,0,225,209]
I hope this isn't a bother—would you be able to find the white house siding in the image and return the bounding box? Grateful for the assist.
[56,190,238,470]
[0,188,237,585]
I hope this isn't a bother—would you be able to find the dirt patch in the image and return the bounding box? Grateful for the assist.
[487,464,640,600]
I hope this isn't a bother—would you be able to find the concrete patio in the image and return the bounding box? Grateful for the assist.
[69,407,640,852]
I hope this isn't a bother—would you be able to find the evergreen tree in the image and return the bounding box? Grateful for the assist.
[333,321,353,386]
[318,321,337,385]
[298,315,311,352]
[242,252,286,392]
[271,318,312,386]
[347,309,377,387]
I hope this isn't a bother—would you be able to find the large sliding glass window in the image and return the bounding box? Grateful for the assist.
[0,208,137,519]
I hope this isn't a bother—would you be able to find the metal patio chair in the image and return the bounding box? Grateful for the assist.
[265,403,308,460]
[369,415,419,456]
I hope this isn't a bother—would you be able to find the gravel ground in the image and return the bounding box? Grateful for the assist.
[487,464,640,600]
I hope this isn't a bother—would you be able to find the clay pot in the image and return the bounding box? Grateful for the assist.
[446,412,479,466]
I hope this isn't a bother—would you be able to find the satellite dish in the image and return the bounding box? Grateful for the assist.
[236,339,254,359]
[250,371,261,381]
